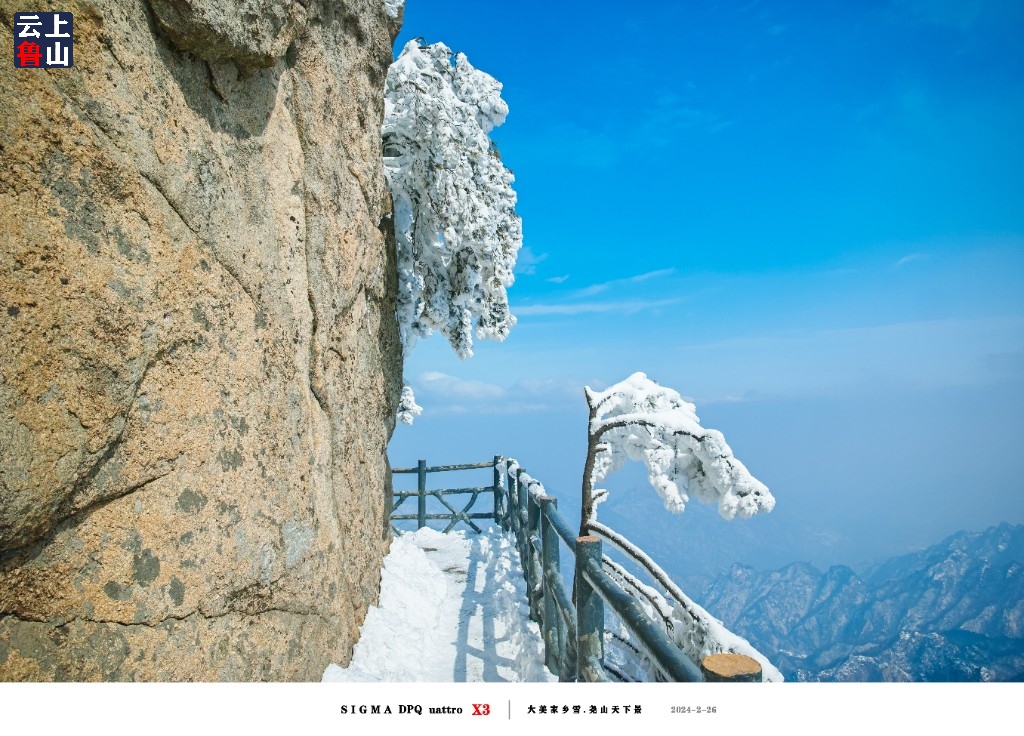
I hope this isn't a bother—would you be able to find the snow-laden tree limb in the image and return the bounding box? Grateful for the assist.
[396,385,422,425]
[383,40,522,361]
[580,372,775,532]
[594,521,783,682]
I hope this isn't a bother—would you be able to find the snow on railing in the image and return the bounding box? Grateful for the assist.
[390,456,779,683]
[592,521,783,682]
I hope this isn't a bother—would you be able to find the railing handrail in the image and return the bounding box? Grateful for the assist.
[393,486,495,496]
[545,504,579,552]
[589,520,689,611]
[579,554,703,682]
[392,461,494,473]
[389,455,712,682]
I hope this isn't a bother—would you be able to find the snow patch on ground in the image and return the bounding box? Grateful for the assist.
[323,527,555,682]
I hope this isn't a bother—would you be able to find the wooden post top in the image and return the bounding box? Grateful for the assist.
[700,653,763,682]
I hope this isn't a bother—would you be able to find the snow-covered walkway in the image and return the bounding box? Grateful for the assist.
[322,527,556,682]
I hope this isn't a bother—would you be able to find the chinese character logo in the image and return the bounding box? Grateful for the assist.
[14,12,73,68]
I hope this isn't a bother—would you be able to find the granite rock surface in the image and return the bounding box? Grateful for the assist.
[0,0,403,680]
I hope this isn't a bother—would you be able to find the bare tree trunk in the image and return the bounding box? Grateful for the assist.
[579,391,600,538]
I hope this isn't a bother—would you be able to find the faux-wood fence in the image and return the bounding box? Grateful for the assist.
[389,456,709,683]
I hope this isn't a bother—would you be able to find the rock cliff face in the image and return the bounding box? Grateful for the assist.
[0,0,403,680]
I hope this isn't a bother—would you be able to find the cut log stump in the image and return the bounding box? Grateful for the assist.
[700,653,763,682]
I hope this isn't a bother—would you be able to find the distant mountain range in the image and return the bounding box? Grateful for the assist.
[696,522,1024,681]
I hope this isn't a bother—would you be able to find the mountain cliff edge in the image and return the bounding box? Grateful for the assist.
[0,0,404,680]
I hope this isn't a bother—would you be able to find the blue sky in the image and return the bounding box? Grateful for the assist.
[388,0,1024,572]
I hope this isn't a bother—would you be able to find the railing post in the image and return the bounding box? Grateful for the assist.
[526,490,542,622]
[492,454,502,526]
[575,535,605,682]
[539,496,560,674]
[516,469,527,524]
[417,459,427,529]
[504,460,515,532]
[516,469,527,559]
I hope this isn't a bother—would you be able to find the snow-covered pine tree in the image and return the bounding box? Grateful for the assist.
[382,40,522,422]
[580,372,775,535]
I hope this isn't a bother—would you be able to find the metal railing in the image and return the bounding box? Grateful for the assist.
[390,455,503,534]
[389,456,706,682]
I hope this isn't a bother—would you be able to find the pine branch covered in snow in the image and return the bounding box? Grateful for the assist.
[581,372,775,531]
[396,385,422,425]
[571,375,779,678]
[383,40,522,360]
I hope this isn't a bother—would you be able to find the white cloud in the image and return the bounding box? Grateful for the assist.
[418,371,505,401]
[670,314,1024,402]
[895,252,926,268]
[410,373,585,415]
[514,297,683,316]
[514,246,548,276]
[546,275,570,284]
[513,377,583,401]
[574,268,676,297]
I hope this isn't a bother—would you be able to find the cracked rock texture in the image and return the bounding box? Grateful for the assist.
[0,0,403,680]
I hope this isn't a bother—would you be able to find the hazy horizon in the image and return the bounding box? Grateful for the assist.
[388,0,1024,576]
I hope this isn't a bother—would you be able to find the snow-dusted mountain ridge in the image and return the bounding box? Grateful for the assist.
[699,522,1024,681]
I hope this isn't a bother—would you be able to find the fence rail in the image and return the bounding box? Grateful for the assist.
[389,456,503,534]
[389,455,741,683]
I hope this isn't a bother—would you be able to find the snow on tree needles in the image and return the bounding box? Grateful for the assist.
[383,40,522,362]
[585,372,775,523]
